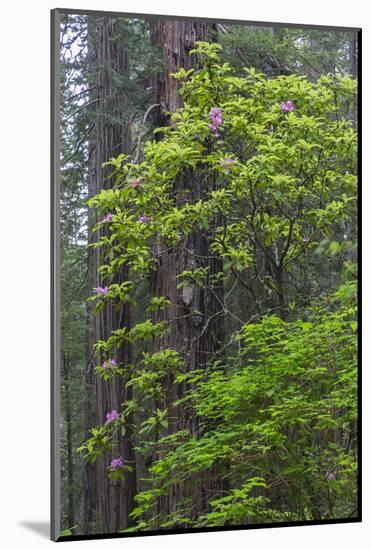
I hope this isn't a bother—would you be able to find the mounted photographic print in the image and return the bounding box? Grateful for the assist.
[51,8,361,541]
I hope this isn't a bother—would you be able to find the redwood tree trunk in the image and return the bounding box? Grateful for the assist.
[84,17,98,535]
[63,351,75,528]
[85,16,136,534]
[152,20,212,116]
[150,19,226,524]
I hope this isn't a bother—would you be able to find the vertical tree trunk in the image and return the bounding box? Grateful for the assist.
[63,351,75,528]
[84,16,98,535]
[150,20,226,524]
[85,16,136,534]
[152,20,212,117]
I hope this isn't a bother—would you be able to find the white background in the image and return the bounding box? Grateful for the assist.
[0,0,368,547]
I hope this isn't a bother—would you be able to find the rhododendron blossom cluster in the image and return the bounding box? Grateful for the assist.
[106,409,120,423]
[280,99,294,112]
[208,107,223,138]
[102,358,117,369]
[110,457,124,470]
[95,286,108,296]
[102,212,113,223]
[139,214,152,224]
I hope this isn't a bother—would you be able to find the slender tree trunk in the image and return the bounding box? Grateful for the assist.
[275,265,289,321]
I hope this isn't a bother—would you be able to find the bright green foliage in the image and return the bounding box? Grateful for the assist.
[78,425,113,464]
[126,297,357,528]
[81,42,358,529]
[88,42,356,296]
[60,526,77,537]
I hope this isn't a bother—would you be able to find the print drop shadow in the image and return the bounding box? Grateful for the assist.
[18,521,49,539]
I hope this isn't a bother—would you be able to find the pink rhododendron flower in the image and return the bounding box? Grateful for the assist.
[95,286,108,296]
[102,358,117,369]
[110,457,124,470]
[102,212,113,223]
[209,107,223,138]
[106,409,120,423]
[280,100,294,112]
[210,107,222,117]
[139,214,152,224]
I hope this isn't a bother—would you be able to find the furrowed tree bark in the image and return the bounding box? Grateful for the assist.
[152,20,212,119]
[150,20,226,525]
[63,351,75,528]
[84,16,98,535]
[85,16,136,534]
